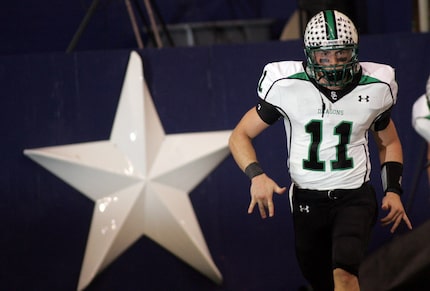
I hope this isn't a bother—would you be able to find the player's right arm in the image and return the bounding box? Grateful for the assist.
[229,107,286,219]
[229,107,268,170]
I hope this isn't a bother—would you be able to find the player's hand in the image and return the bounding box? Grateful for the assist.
[380,192,413,233]
[248,173,286,219]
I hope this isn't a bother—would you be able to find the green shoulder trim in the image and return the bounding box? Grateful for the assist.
[359,75,381,85]
[288,72,309,81]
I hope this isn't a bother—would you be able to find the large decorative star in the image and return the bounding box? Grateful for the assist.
[24,51,230,290]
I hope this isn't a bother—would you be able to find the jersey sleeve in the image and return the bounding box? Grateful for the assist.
[362,62,398,131]
[361,62,398,104]
[257,62,280,100]
[256,99,283,125]
[373,109,392,131]
[257,61,304,101]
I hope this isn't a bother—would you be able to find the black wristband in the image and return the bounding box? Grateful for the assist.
[381,161,403,195]
[244,162,264,180]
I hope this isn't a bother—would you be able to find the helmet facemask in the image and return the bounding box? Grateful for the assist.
[305,45,359,88]
[304,10,360,89]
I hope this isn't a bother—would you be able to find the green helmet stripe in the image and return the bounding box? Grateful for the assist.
[324,10,337,40]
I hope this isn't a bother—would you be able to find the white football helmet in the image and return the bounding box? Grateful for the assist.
[304,10,360,88]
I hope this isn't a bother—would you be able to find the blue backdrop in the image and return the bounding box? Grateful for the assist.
[0,0,413,55]
[2,32,430,290]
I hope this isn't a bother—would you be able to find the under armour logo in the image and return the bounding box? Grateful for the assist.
[299,204,310,213]
[358,95,370,102]
[257,103,261,111]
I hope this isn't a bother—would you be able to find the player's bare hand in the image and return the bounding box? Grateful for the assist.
[381,192,413,233]
[248,174,286,219]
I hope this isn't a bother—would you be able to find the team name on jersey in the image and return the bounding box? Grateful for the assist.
[317,108,344,116]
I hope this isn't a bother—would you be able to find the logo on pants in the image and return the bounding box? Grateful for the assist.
[299,204,310,213]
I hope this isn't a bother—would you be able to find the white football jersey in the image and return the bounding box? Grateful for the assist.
[412,94,430,142]
[257,61,398,190]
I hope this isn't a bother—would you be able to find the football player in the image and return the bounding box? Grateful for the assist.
[229,10,412,291]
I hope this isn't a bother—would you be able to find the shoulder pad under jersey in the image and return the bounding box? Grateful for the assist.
[360,62,398,103]
[257,61,305,99]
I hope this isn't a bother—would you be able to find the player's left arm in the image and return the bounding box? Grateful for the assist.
[372,119,413,233]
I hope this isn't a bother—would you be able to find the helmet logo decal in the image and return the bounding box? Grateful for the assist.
[324,10,337,40]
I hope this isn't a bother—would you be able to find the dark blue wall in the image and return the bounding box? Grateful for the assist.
[3,32,430,290]
[0,0,413,55]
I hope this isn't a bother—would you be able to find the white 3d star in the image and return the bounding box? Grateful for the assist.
[24,51,230,290]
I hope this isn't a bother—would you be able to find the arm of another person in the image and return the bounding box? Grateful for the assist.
[372,119,413,233]
[229,107,287,219]
[413,114,430,186]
